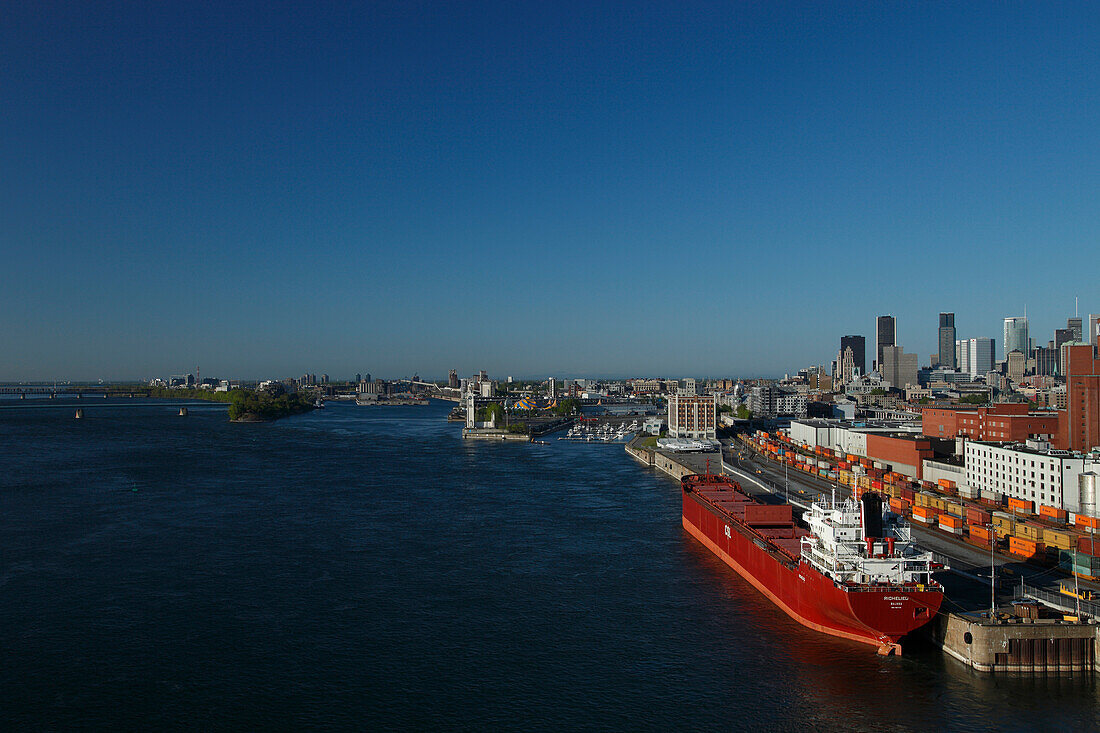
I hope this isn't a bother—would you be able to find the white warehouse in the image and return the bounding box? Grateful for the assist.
[964,439,1100,513]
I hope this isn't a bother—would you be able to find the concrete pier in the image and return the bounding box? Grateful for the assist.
[932,611,1098,673]
[461,429,530,441]
[625,436,718,481]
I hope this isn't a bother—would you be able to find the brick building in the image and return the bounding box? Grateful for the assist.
[922,404,1059,443]
[865,433,933,479]
[668,394,717,440]
[1058,344,1100,452]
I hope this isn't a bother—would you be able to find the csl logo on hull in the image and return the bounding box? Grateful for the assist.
[725,525,731,538]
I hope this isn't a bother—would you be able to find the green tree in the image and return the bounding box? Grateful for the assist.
[552,398,580,416]
[480,403,504,423]
[736,405,752,420]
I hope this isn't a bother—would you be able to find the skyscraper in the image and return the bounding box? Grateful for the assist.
[1055,328,1074,374]
[840,335,865,377]
[1034,346,1057,376]
[1068,317,1084,342]
[938,313,956,369]
[876,315,896,371]
[837,347,856,385]
[1003,317,1029,360]
[881,346,918,389]
[1006,350,1026,384]
[956,339,969,375]
[957,338,994,378]
[1090,314,1100,346]
[1055,328,1074,349]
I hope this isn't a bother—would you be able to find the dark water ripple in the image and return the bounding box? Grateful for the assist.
[1,399,1098,730]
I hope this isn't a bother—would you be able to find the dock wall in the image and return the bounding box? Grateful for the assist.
[625,443,654,467]
[932,612,1098,673]
[654,452,695,481]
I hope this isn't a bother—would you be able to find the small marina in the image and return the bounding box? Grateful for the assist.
[558,418,639,443]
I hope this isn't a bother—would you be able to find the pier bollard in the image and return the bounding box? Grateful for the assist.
[179,407,188,416]
[74,408,84,419]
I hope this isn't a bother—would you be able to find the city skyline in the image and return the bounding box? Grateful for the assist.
[4,4,1100,380]
[2,302,1096,383]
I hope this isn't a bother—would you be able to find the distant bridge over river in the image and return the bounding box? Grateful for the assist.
[395,380,463,401]
[0,386,153,398]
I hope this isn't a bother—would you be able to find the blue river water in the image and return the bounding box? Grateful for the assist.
[2,398,1098,730]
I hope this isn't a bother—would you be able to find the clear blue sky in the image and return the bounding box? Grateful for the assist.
[3,2,1099,381]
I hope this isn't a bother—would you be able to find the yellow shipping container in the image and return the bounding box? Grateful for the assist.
[946,502,964,517]
[1043,529,1073,550]
[1017,524,1042,541]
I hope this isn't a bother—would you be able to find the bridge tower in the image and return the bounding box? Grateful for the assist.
[466,394,476,429]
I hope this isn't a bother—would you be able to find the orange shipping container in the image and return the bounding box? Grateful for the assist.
[889,497,910,515]
[1076,515,1100,530]
[1007,497,1034,514]
[1008,536,1043,558]
[939,514,965,530]
[1039,505,1068,523]
[969,525,992,541]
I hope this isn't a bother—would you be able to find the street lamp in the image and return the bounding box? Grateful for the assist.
[988,523,996,620]
[1074,546,1082,621]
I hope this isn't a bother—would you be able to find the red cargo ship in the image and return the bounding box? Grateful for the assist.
[682,472,944,654]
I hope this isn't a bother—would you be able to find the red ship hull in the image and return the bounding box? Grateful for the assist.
[682,479,942,653]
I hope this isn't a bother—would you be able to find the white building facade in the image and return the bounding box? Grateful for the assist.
[964,440,1098,513]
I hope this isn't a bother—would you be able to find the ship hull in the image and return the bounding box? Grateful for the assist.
[683,490,942,653]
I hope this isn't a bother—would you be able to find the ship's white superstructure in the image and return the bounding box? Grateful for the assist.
[800,496,942,587]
